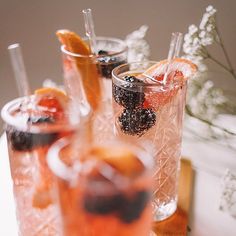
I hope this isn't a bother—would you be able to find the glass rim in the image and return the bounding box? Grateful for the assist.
[112,61,161,88]
[111,60,189,90]
[61,36,128,59]
[47,137,154,183]
[1,96,79,133]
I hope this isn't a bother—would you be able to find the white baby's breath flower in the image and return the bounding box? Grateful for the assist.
[199,30,206,38]
[183,35,207,72]
[183,23,209,61]
[199,5,218,45]
[183,5,228,118]
[183,5,236,139]
[188,77,228,120]
[200,6,217,30]
[206,24,214,32]
[199,13,209,30]
[182,6,219,71]
[188,24,198,34]
[206,5,214,12]
[201,36,214,46]
[125,25,150,62]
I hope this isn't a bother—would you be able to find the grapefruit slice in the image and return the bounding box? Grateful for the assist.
[34,87,69,112]
[143,58,197,108]
[144,58,197,81]
[84,145,144,177]
[56,29,101,111]
[56,29,90,55]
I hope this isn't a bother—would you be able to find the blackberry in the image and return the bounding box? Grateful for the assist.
[83,193,126,215]
[98,50,109,56]
[7,115,57,151]
[113,75,145,109]
[7,128,58,151]
[119,191,150,223]
[83,189,150,223]
[118,108,156,136]
[97,51,127,79]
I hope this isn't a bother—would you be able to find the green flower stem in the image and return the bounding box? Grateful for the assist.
[207,53,236,80]
[185,105,236,136]
[215,26,236,79]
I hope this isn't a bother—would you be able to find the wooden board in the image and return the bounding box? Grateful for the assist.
[153,158,193,236]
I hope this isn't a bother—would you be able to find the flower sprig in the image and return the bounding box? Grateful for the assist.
[183,5,236,138]
[125,21,236,138]
[183,5,236,79]
[125,25,150,62]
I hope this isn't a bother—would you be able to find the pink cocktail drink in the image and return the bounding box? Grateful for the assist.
[59,35,127,102]
[112,60,196,221]
[47,137,154,236]
[1,89,75,235]
[59,35,127,142]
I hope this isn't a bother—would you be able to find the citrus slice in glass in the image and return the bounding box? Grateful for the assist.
[34,87,69,111]
[56,29,101,111]
[84,145,144,178]
[32,87,69,209]
[143,58,197,109]
[33,87,69,122]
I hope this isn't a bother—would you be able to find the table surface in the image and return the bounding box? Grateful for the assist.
[0,132,236,236]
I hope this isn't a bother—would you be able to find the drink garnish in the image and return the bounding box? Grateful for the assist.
[118,108,156,136]
[113,75,145,109]
[81,145,150,223]
[143,58,197,108]
[83,145,144,178]
[113,59,197,136]
[34,87,69,112]
[56,29,101,112]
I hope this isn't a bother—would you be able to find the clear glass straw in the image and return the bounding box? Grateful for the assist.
[143,32,183,85]
[82,8,102,145]
[82,8,97,55]
[174,32,183,58]
[163,33,177,84]
[162,32,183,84]
[8,43,31,96]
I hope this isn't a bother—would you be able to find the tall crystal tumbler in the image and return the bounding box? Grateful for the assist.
[61,36,128,102]
[112,60,197,221]
[60,37,127,142]
[47,137,154,236]
[1,95,77,235]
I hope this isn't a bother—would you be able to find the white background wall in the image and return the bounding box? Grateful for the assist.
[0,0,236,128]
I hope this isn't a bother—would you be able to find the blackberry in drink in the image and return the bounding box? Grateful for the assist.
[1,88,76,235]
[47,138,154,236]
[112,60,197,221]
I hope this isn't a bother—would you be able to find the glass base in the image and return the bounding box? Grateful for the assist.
[153,199,177,221]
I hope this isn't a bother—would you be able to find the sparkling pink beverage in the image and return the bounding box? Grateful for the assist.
[47,137,154,236]
[112,60,196,221]
[1,91,76,235]
[60,36,127,102]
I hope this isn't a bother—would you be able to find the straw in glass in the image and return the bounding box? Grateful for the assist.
[143,32,183,84]
[8,43,31,96]
[173,32,183,58]
[162,32,183,84]
[81,8,101,144]
[82,8,97,55]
